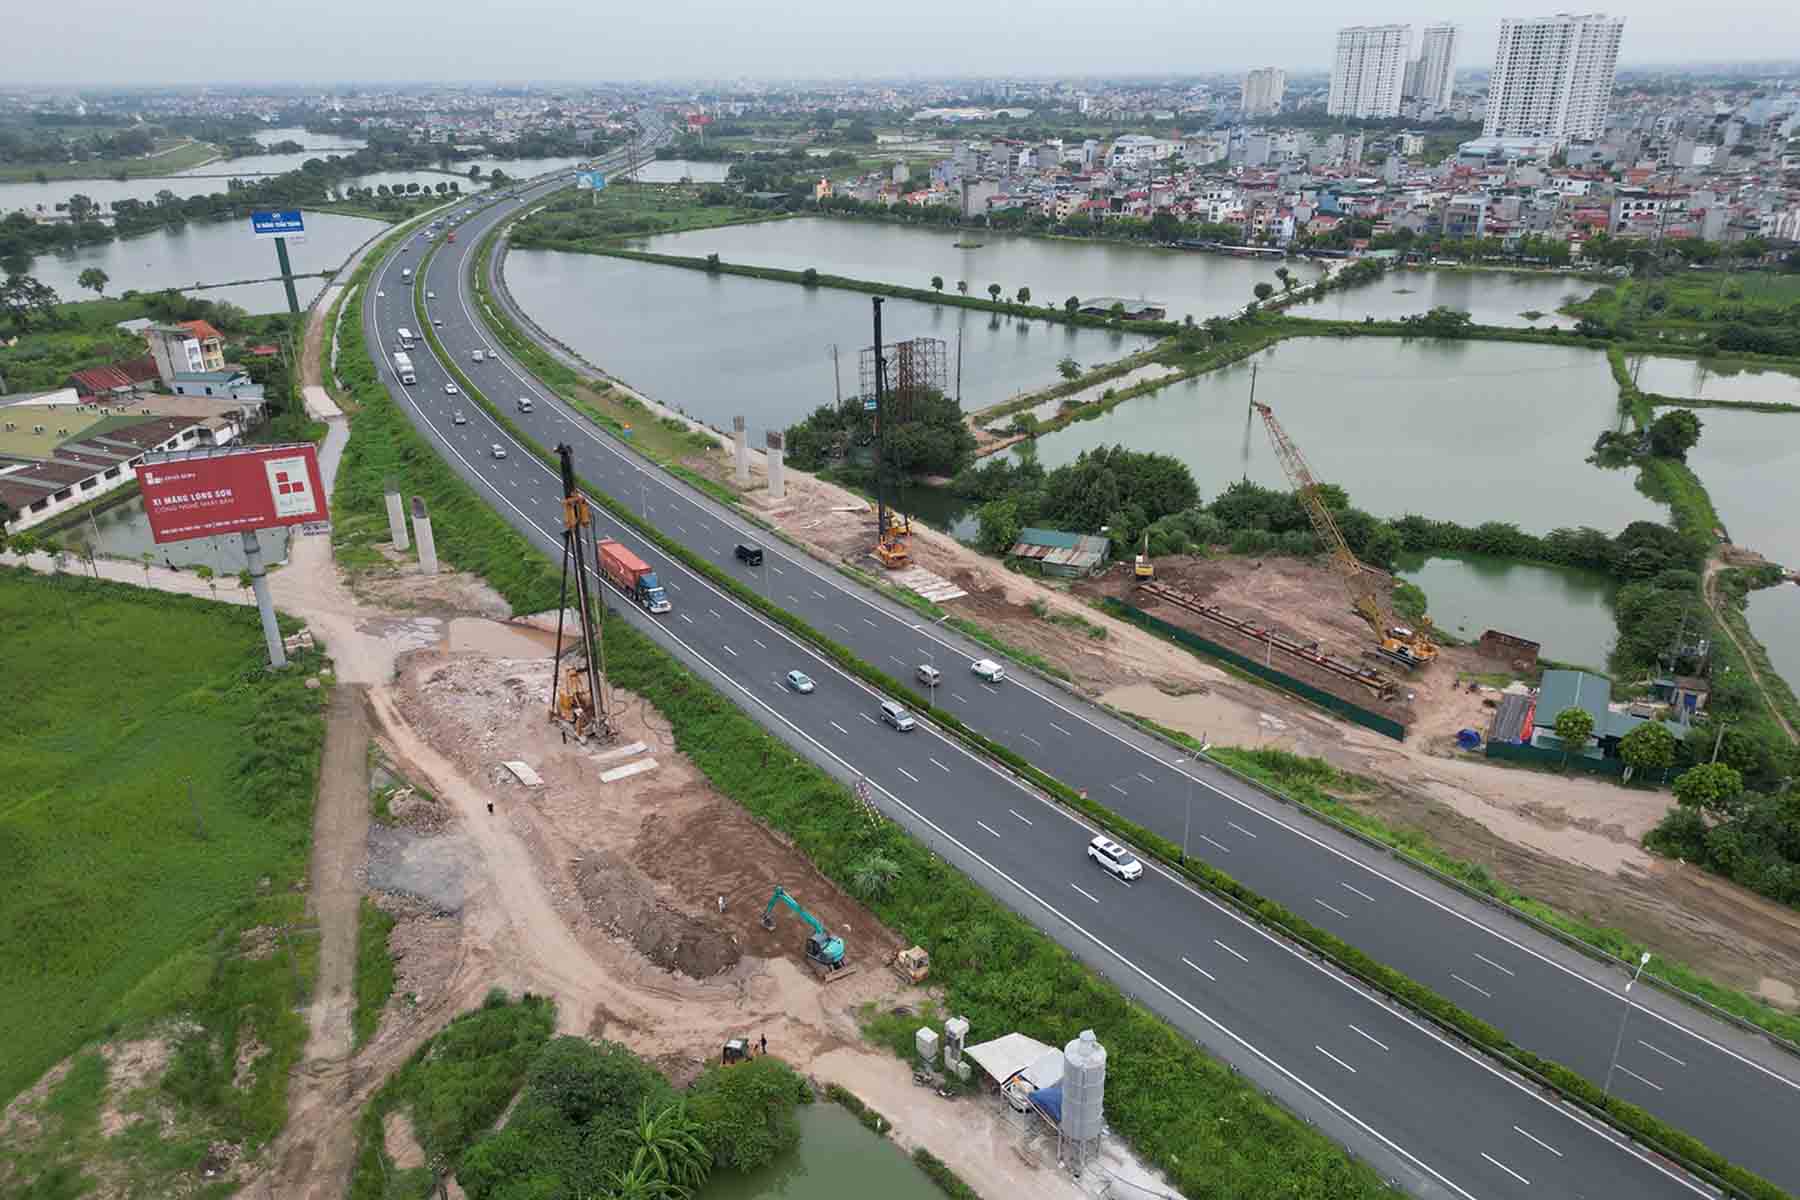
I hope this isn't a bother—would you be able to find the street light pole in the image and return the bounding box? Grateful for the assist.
[1604,951,1653,1097]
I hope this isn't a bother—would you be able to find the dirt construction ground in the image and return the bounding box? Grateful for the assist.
[693,449,1800,1011]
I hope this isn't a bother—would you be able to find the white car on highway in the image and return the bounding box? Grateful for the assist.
[443,383,459,395]
[1087,835,1143,881]
[971,659,1005,683]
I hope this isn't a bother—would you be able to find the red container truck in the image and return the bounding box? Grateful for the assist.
[596,538,672,614]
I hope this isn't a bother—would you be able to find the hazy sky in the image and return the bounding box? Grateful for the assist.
[14,0,1800,86]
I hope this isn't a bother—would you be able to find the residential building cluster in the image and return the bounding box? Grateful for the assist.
[820,79,1800,262]
[0,319,268,532]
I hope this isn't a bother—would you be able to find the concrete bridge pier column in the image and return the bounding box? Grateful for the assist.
[411,496,438,575]
[384,477,409,551]
[766,431,785,501]
[733,416,750,486]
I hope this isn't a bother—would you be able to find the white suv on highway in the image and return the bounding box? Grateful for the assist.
[971,659,1005,683]
[1087,835,1143,881]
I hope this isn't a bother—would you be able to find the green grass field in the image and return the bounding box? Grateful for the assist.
[0,139,218,183]
[0,568,328,1186]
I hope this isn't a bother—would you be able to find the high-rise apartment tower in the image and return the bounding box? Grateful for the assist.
[1242,67,1287,116]
[1328,25,1411,118]
[1413,22,1459,111]
[1483,12,1623,141]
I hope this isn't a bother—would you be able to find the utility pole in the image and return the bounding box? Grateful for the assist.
[1604,952,1653,1096]
[830,344,841,406]
[274,236,301,318]
[872,298,888,549]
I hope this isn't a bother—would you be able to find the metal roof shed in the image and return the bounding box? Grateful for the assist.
[1007,527,1111,578]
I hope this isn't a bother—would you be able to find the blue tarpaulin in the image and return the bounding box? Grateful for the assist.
[1031,1083,1064,1123]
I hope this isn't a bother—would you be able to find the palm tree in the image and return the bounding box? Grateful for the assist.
[931,275,944,292]
[626,1099,711,1196]
[594,1163,676,1200]
[848,853,901,900]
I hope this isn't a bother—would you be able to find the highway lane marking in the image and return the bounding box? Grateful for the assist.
[897,767,919,783]
[1474,952,1516,977]
[1315,1045,1357,1074]
[1481,1153,1530,1186]
[668,581,681,590]
[395,231,1716,1200]
[1616,1065,1663,1091]
[1019,732,1042,747]
[722,645,737,657]
[835,622,851,633]
[1182,956,1216,981]
[890,656,905,666]
[1009,808,1033,825]
[1213,939,1248,963]
[753,638,766,649]
[980,683,1000,694]
[813,590,827,600]
[1137,772,1155,784]
[1227,821,1258,839]
[950,692,968,703]
[1314,899,1351,919]
[860,713,876,724]
[1347,1024,1389,1052]
[679,614,694,624]
[1108,783,1128,796]
[977,820,1001,838]
[1199,834,1232,854]
[677,523,687,533]
[1340,882,1377,903]
[1049,722,1071,736]
[1637,1040,1687,1068]
[930,758,950,772]
[830,721,848,734]
[1450,973,1492,999]
[1070,883,1100,904]
[770,565,783,574]
[1513,1126,1563,1158]
[709,609,722,620]
[864,618,878,627]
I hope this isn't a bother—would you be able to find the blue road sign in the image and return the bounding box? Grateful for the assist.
[575,171,608,191]
[251,210,305,239]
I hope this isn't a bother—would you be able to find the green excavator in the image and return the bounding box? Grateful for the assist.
[760,886,854,979]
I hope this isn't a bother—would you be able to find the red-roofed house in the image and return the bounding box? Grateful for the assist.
[246,344,280,358]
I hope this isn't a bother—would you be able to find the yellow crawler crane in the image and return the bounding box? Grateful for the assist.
[1252,401,1437,670]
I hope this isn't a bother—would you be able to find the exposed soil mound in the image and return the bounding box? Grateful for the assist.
[572,848,740,978]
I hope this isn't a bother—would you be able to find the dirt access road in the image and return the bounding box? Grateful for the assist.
[1704,553,1798,744]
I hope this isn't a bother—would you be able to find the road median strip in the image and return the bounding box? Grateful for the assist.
[406,224,1789,1200]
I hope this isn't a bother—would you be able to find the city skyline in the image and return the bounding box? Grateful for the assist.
[6,0,1797,86]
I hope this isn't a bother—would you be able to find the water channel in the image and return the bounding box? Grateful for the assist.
[1394,552,1618,669]
[1024,337,1651,532]
[1625,354,1800,406]
[700,1103,940,1200]
[1286,267,1592,329]
[1678,405,1800,688]
[57,493,290,571]
[627,218,1594,329]
[28,209,386,313]
[502,247,1153,445]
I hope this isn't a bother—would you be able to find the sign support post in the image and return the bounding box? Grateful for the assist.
[241,529,288,669]
[274,236,301,317]
[251,210,306,318]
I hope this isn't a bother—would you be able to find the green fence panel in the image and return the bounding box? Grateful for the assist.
[1483,740,1628,776]
[1102,598,1409,742]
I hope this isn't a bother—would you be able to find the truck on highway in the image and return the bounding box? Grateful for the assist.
[393,352,416,385]
[596,538,672,614]
[401,267,413,284]
[396,327,416,348]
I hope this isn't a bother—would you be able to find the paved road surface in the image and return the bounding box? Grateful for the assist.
[357,123,1795,1198]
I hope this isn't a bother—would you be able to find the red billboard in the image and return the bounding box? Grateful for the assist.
[134,444,328,544]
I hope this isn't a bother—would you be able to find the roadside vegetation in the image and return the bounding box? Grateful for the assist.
[353,899,398,1052]
[0,569,329,1196]
[331,283,563,612]
[349,991,818,1200]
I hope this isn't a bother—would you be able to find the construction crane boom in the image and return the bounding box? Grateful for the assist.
[1252,402,1437,669]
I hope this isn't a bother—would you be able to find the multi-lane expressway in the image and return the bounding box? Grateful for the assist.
[360,135,1798,1198]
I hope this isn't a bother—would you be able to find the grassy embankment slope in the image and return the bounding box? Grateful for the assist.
[0,569,329,1195]
[0,139,218,183]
